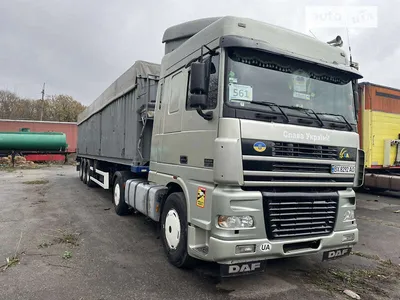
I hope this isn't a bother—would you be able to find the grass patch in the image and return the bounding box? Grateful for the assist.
[1,231,23,272]
[304,258,400,298]
[0,167,17,173]
[1,256,20,271]
[351,251,381,261]
[22,179,49,185]
[0,165,44,172]
[38,242,53,249]
[53,232,80,246]
[41,229,81,248]
[62,251,72,259]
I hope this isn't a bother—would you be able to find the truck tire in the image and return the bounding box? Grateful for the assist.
[160,192,196,269]
[79,160,84,181]
[82,160,88,184]
[86,160,96,188]
[112,171,130,216]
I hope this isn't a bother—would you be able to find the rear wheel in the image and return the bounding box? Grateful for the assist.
[112,172,130,216]
[160,192,196,268]
[85,160,96,188]
[79,160,84,181]
[82,160,88,184]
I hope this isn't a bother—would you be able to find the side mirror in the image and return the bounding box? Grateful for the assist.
[189,94,208,110]
[354,91,360,115]
[190,61,210,94]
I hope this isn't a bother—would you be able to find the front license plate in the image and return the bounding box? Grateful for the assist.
[331,165,355,174]
[220,261,267,277]
[322,248,352,261]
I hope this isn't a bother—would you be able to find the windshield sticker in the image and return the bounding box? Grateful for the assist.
[293,91,311,100]
[292,69,310,93]
[229,83,253,102]
[293,76,307,92]
[228,71,238,83]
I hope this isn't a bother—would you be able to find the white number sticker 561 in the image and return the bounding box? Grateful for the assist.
[229,83,253,102]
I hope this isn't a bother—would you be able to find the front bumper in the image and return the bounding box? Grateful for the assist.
[208,228,358,264]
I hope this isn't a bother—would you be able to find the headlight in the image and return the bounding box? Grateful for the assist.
[343,210,355,222]
[218,215,254,228]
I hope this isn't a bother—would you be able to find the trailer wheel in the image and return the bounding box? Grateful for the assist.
[79,160,84,181]
[160,192,196,269]
[82,160,88,184]
[86,160,96,188]
[112,172,130,216]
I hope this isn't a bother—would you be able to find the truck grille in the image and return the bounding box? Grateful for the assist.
[243,161,331,173]
[262,191,338,239]
[274,142,337,160]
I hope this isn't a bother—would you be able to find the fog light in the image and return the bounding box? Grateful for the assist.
[343,210,355,222]
[235,244,256,254]
[342,233,355,242]
[218,215,254,228]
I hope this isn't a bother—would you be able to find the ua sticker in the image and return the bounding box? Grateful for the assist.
[253,141,266,153]
[260,243,271,252]
[196,187,206,208]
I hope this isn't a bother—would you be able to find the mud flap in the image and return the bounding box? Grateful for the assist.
[322,247,352,261]
[220,260,267,277]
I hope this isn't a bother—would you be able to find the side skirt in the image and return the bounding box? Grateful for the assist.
[89,166,110,189]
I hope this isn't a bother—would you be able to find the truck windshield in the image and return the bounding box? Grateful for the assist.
[224,47,357,125]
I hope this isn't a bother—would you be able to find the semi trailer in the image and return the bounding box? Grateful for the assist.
[357,82,400,192]
[76,16,365,276]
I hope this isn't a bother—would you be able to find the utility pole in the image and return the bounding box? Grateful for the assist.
[40,83,45,121]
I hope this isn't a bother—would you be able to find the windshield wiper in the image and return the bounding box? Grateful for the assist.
[316,112,353,131]
[283,106,324,127]
[251,101,290,123]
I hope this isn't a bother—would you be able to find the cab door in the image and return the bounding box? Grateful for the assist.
[180,53,221,169]
[159,70,187,165]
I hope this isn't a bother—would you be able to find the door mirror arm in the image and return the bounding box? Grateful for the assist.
[196,107,213,121]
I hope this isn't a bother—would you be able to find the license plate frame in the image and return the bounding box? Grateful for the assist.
[331,164,355,174]
[322,248,352,261]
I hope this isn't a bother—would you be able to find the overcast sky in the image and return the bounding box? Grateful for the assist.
[0,0,397,104]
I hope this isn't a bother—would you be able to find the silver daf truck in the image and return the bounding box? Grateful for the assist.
[76,16,365,276]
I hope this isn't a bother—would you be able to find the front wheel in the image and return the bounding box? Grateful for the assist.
[112,171,130,216]
[160,192,196,268]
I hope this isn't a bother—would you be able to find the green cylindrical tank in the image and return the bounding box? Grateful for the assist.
[0,132,68,151]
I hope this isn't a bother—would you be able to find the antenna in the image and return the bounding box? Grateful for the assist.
[346,27,353,65]
[309,29,317,39]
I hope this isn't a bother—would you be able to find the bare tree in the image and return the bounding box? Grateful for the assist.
[0,90,86,122]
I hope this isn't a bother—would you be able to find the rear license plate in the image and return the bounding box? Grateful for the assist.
[220,260,267,277]
[322,248,352,261]
[331,165,355,174]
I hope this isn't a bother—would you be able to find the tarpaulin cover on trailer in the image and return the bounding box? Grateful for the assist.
[78,60,160,125]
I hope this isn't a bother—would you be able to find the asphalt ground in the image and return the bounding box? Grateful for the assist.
[0,166,399,300]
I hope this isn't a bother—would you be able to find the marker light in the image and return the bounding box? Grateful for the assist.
[342,233,355,242]
[235,244,256,254]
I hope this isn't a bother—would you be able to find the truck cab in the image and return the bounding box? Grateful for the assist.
[149,16,364,274]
